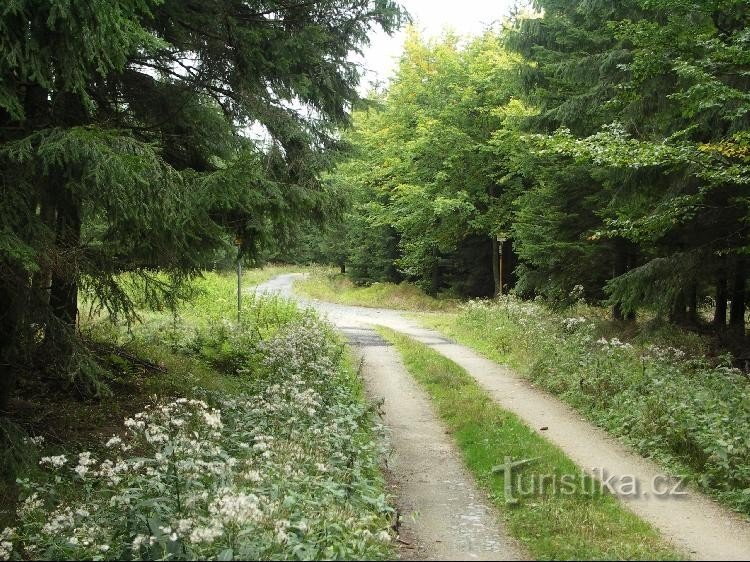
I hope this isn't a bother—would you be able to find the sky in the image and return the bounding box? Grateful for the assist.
[354,0,519,92]
[248,1,520,142]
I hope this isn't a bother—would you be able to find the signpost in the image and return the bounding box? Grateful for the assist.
[235,236,242,324]
[497,235,506,296]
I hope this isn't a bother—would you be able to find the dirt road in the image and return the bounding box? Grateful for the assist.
[257,274,525,560]
[256,274,750,561]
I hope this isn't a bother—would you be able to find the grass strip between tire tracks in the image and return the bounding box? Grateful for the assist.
[377,326,685,561]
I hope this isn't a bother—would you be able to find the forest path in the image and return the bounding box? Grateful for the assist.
[255,274,750,561]
[256,274,526,560]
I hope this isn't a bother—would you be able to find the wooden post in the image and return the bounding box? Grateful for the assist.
[235,236,242,324]
[237,257,242,324]
[492,238,500,296]
[730,256,746,335]
[497,236,506,296]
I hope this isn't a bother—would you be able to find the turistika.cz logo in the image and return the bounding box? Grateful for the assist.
[494,457,689,503]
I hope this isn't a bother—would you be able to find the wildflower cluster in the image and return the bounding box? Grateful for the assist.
[643,345,686,361]
[596,337,634,351]
[8,317,393,560]
[562,317,588,332]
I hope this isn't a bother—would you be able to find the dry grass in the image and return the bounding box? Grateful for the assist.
[295,271,457,311]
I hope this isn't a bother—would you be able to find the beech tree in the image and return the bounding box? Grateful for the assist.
[329,29,521,295]
[325,1,748,347]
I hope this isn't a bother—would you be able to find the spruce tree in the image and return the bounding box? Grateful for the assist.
[512,0,749,337]
[0,0,406,409]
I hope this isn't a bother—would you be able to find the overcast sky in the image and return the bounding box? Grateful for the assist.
[354,0,519,92]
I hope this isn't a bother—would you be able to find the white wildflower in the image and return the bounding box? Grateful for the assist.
[42,510,74,534]
[39,455,67,468]
[131,534,148,551]
[377,530,391,543]
[176,519,194,535]
[562,317,587,330]
[210,491,262,524]
[17,493,43,517]
[245,469,262,483]
[203,410,222,429]
[0,528,14,561]
[189,525,223,544]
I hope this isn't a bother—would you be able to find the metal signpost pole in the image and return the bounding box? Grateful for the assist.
[236,236,242,324]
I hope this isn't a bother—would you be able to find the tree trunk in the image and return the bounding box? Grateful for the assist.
[730,257,746,335]
[492,237,501,297]
[49,184,81,328]
[686,283,699,325]
[612,239,629,321]
[670,290,689,325]
[339,261,346,275]
[626,251,638,321]
[428,251,441,296]
[0,273,26,413]
[714,270,728,329]
[31,179,56,309]
[0,86,48,410]
[613,303,625,321]
[48,91,86,330]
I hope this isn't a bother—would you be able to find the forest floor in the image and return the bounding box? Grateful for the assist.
[260,272,750,561]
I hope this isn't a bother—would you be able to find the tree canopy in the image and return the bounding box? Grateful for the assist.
[0,0,406,408]
[321,1,748,351]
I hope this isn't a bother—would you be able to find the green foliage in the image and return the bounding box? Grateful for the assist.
[0,0,408,408]
[295,269,457,311]
[324,0,748,329]
[324,28,521,295]
[0,0,161,118]
[88,271,304,377]
[0,419,34,485]
[502,0,749,324]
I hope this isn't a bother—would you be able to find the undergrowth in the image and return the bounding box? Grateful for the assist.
[419,296,750,517]
[1,271,394,560]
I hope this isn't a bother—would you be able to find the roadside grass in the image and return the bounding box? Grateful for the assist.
[1,271,258,529]
[294,270,457,311]
[378,327,684,561]
[3,270,396,560]
[1,338,242,529]
[292,271,750,517]
[415,298,750,517]
[239,263,307,287]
